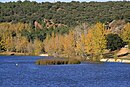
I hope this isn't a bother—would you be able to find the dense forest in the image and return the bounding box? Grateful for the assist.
[0,1,130,61]
[1,1,130,26]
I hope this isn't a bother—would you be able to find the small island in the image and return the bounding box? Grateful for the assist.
[36,58,81,65]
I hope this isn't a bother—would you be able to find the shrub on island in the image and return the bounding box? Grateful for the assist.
[35,59,81,65]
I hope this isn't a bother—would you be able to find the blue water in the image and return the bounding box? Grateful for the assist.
[0,56,130,87]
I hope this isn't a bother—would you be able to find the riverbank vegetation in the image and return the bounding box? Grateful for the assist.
[43,22,130,61]
[0,1,130,62]
[0,21,130,61]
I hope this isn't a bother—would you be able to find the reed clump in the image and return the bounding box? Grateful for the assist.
[36,59,81,65]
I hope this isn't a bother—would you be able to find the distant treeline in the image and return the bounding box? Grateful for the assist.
[0,22,129,60]
[0,1,130,26]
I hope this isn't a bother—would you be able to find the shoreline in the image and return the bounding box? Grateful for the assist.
[100,58,130,63]
[0,52,29,56]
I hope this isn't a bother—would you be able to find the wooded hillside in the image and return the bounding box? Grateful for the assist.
[1,1,130,26]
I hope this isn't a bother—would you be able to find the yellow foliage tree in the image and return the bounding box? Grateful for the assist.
[44,34,50,53]
[85,29,94,55]
[0,38,5,51]
[15,37,28,53]
[4,32,14,52]
[51,32,57,53]
[45,32,56,54]
[0,22,31,53]
[85,23,107,61]
[33,39,44,55]
[121,23,130,44]
[62,30,75,57]
[93,23,107,55]
[76,33,86,57]
[54,34,64,55]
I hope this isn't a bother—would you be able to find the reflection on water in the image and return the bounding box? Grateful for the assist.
[0,56,130,87]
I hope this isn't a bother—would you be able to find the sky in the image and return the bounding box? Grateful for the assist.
[0,0,124,3]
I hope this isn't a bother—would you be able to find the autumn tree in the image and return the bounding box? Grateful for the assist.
[51,32,57,54]
[15,36,28,53]
[85,29,94,56]
[76,33,86,57]
[44,34,50,53]
[54,34,64,56]
[120,23,130,45]
[62,30,75,58]
[44,32,56,55]
[0,37,6,52]
[0,22,31,52]
[85,23,107,61]
[93,23,107,56]
[44,30,76,57]
[33,39,44,55]
[74,23,89,58]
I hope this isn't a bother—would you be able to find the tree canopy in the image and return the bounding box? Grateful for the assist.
[106,34,125,51]
[1,1,130,26]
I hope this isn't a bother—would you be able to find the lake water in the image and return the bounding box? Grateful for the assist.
[0,56,130,87]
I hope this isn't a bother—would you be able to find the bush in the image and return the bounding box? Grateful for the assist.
[106,34,125,51]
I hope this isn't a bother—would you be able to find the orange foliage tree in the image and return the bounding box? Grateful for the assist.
[85,23,107,61]
[121,23,130,44]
